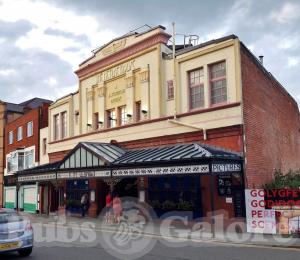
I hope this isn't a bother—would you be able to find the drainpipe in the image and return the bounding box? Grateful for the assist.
[172,22,177,119]
[167,119,207,140]
[169,23,207,140]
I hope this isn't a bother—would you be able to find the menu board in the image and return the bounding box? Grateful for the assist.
[233,190,245,218]
[218,174,232,196]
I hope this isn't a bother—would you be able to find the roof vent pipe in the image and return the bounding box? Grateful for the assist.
[259,55,264,65]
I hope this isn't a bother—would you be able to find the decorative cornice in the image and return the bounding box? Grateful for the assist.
[75,32,171,79]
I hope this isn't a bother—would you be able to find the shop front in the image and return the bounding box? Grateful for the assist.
[15,142,245,225]
[3,176,39,213]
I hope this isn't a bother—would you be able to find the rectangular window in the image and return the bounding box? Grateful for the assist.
[17,126,23,141]
[24,149,34,169]
[27,121,33,137]
[8,131,13,145]
[189,68,204,109]
[167,80,174,100]
[43,138,47,155]
[75,111,79,125]
[118,106,127,126]
[61,111,67,139]
[18,152,24,171]
[135,101,141,122]
[93,112,99,130]
[210,61,227,105]
[107,109,116,128]
[7,153,17,173]
[54,114,60,141]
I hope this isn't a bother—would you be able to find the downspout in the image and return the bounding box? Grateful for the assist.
[147,64,151,119]
[169,22,207,140]
[172,22,177,119]
[167,119,207,140]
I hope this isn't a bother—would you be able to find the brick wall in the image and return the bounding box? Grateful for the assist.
[0,103,5,207]
[121,125,243,152]
[4,108,40,162]
[49,150,70,163]
[40,103,50,129]
[240,45,300,188]
[49,125,244,163]
[4,104,50,166]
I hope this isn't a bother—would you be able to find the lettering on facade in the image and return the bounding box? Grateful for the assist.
[57,171,110,179]
[108,86,125,105]
[18,173,56,182]
[102,38,126,56]
[98,60,135,83]
[212,163,241,173]
[245,189,276,234]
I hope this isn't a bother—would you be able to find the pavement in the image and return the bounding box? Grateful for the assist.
[27,213,300,249]
[2,216,300,260]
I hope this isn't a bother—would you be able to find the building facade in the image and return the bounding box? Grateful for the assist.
[13,26,300,222]
[0,101,27,207]
[3,99,51,212]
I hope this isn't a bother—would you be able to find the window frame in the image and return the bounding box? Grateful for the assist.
[53,114,60,141]
[135,101,141,122]
[188,67,205,110]
[167,80,174,100]
[106,109,116,128]
[61,111,67,139]
[8,131,13,145]
[42,138,47,155]
[118,106,127,126]
[17,126,23,141]
[27,121,33,137]
[209,60,227,106]
[93,112,99,130]
[6,146,35,174]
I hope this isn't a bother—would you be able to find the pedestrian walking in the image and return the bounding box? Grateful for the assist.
[81,193,88,217]
[113,194,122,224]
[105,192,112,223]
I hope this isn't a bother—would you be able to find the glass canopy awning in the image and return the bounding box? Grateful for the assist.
[14,142,243,183]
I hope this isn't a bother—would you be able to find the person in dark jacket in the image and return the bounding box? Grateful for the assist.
[81,194,88,217]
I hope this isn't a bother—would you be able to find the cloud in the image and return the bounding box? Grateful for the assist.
[0,69,16,76]
[287,57,299,67]
[0,19,77,103]
[0,19,35,41]
[0,0,299,108]
[270,2,300,24]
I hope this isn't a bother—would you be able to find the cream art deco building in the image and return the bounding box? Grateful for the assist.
[12,25,299,223]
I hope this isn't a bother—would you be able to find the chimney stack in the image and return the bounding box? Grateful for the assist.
[259,55,264,65]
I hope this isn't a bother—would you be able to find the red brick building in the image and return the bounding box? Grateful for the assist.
[3,99,51,211]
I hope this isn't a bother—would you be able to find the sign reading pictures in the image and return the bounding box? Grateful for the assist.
[212,163,241,173]
[113,165,210,177]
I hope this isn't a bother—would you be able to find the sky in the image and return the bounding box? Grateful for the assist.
[0,0,299,106]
